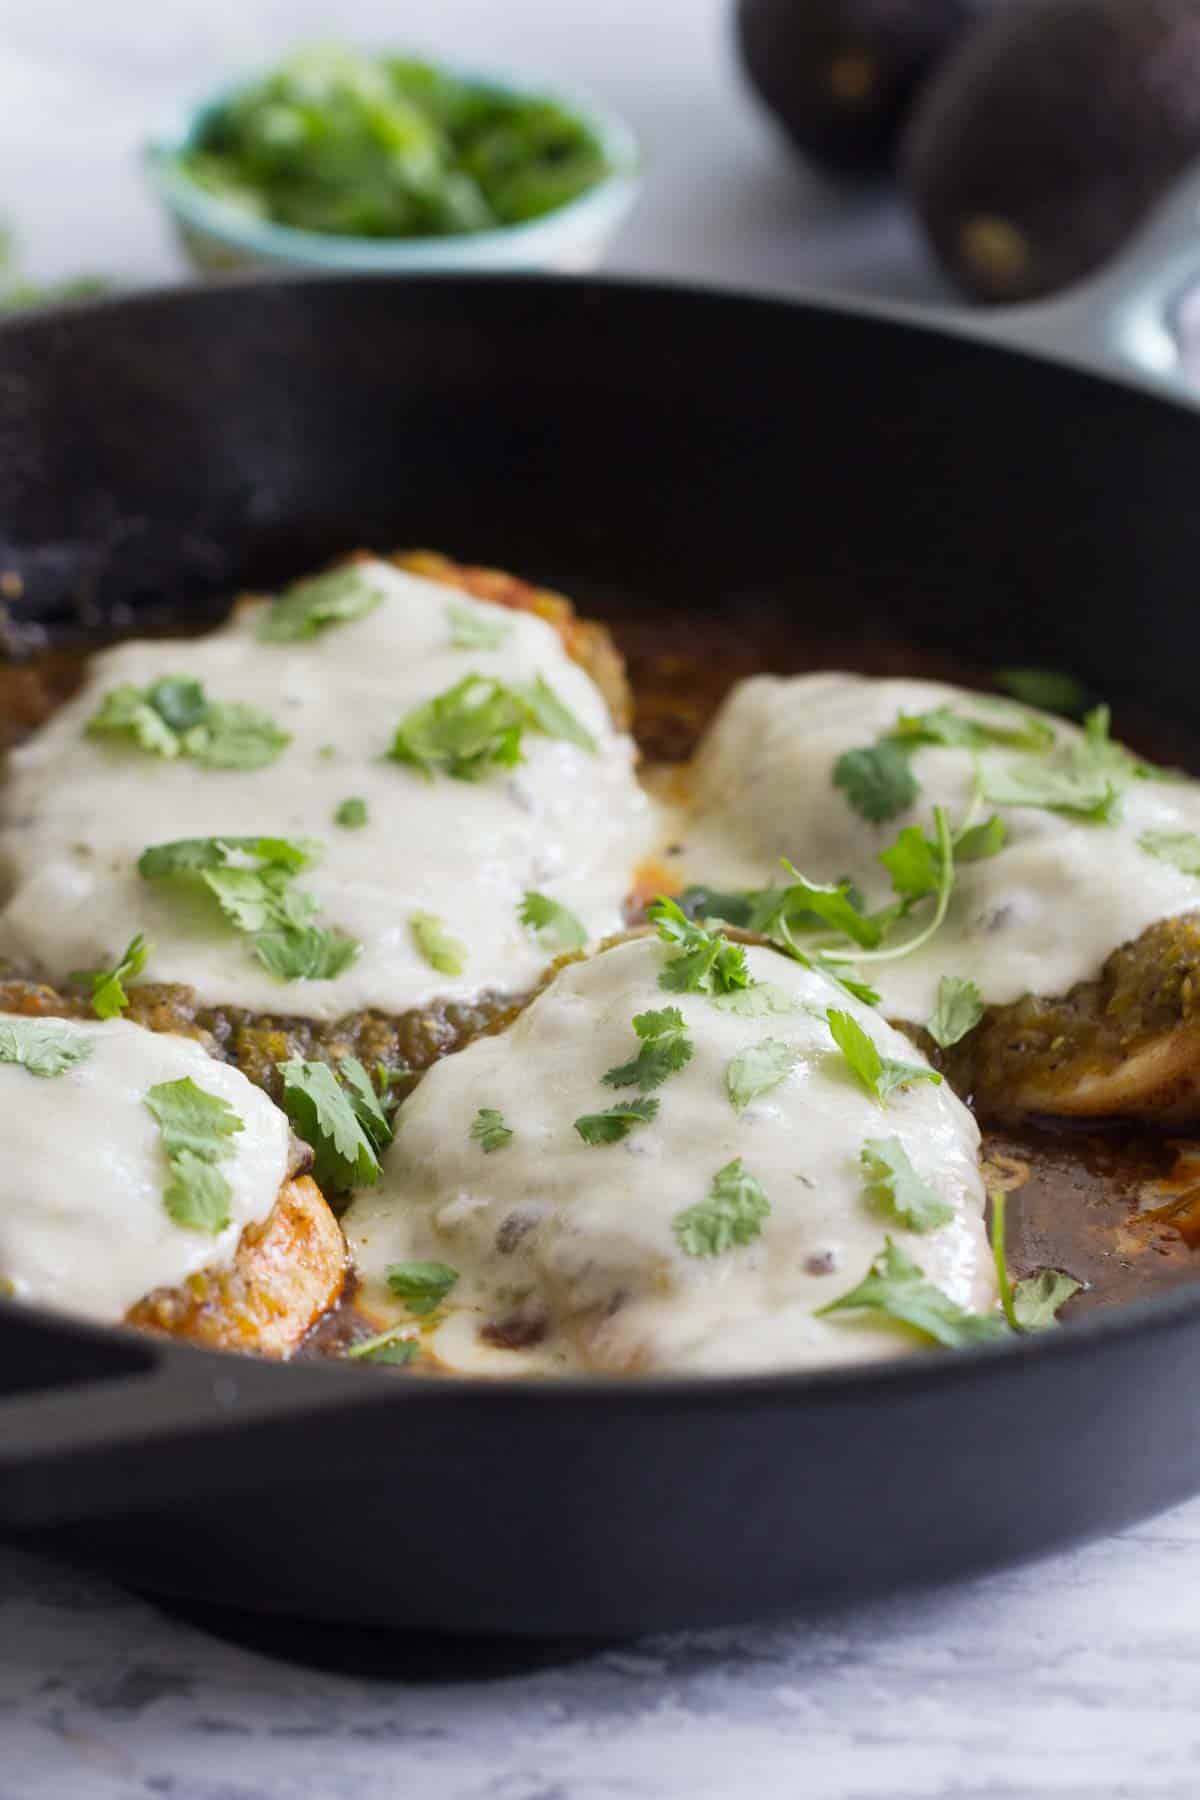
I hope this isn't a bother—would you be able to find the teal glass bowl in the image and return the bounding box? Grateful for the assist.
[144,63,642,277]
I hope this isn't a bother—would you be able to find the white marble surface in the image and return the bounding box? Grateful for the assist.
[3,2,1200,1795]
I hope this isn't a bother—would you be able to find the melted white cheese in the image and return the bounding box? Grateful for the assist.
[0,562,653,1021]
[677,674,1200,1021]
[345,937,994,1377]
[0,1015,289,1323]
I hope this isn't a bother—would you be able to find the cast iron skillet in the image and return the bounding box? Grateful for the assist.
[5,184,1200,1634]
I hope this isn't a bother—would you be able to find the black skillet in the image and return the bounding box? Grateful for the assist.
[5,178,1200,1635]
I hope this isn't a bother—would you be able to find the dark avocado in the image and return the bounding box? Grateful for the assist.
[734,0,974,179]
[904,0,1200,303]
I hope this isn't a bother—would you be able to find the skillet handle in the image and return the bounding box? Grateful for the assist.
[0,1311,355,1530]
[960,157,1200,402]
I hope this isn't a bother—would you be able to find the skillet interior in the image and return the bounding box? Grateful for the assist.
[4,275,1200,1634]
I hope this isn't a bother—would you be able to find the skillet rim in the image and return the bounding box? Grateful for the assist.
[3,267,1200,1415]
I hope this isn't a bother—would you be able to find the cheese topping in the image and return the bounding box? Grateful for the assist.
[0,562,653,1021]
[0,1015,289,1323]
[675,673,1200,1020]
[345,937,994,1377]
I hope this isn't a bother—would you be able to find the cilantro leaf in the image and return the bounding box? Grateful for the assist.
[346,1325,421,1365]
[574,1096,660,1145]
[387,672,594,782]
[257,567,384,642]
[995,668,1089,718]
[726,1038,800,1113]
[277,1057,387,1190]
[982,760,1122,822]
[385,1260,459,1316]
[674,1158,771,1257]
[877,826,943,902]
[334,796,369,829]
[470,1106,514,1152]
[145,1076,244,1236]
[88,679,289,770]
[139,835,358,982]
[892,705,1054,753]
[145,1076,245,1161]
[648,897,751,996]
[410,911,467,977]
[860,1137,954,1232]
[519,890,588,951]
[989,1190,1083,1332]
[676,885,757,929]
[601,1008,694,1094]
[512,674,596,753]
[751,865,882,948]
[69,932,151,1020]
[926,975,984,1050]
[954,814,1008,862]
[162,1152,234,1235]
[253,924,360,981]
[339,1056,396,1153]
[833,740,918,823]
[183,703,291,770]
[826,1008,942,1105]
[1012,1268,1085,1330]
[0,1017,92,1078]
[138,835,319,879]
[818,1239,1009,1347]
[1139,830,1200,876]
[448,599,512,650]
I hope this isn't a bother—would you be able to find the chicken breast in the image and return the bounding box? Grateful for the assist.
[672,672,1200,1124]
[0,554,655,1053]
[344,933,997,1378]
[0,1010,345,1355]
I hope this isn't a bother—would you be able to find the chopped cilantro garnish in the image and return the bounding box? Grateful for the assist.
[726,1037,800,1113]
[892,705,1054,753]
[88,677,289,770]
[385,1260,459,1316]
[346,1326,421,1366]
[519,890,588,951]
[1139,830,1200,875]
[334,796,368,829]
[601,1008,694,1094]
[277,1055,393,1191]
[860,1137,954,1233]
[139,835,358,983]
[954,813,1008,862]
[995,668,1089,718]
[818,1238,1009,1347]
[750,866,882,948]
[826,1008,942,1106]
[69,932,151,1020]
[257,567,384,642]
[926,975,984,1049]
[0,1017,91,1078]
[833,739,918,823]
[674,1158,771,1257]
[982,760,1122,822]
[387,672,594,782]
[648,897,751,996]
[675,885,757,929]
[470,1107,514,1152]
[448,599,512,650]
[574,1096,659,1145]
[410,910,467,977]
[990,1191,1083,1332]
[145,1076,244,1235]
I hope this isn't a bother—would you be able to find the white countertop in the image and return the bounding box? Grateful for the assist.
[3,3,1199,1795]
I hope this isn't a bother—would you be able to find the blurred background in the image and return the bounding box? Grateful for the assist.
[0,0,967,305]
[5,0,1200,360]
